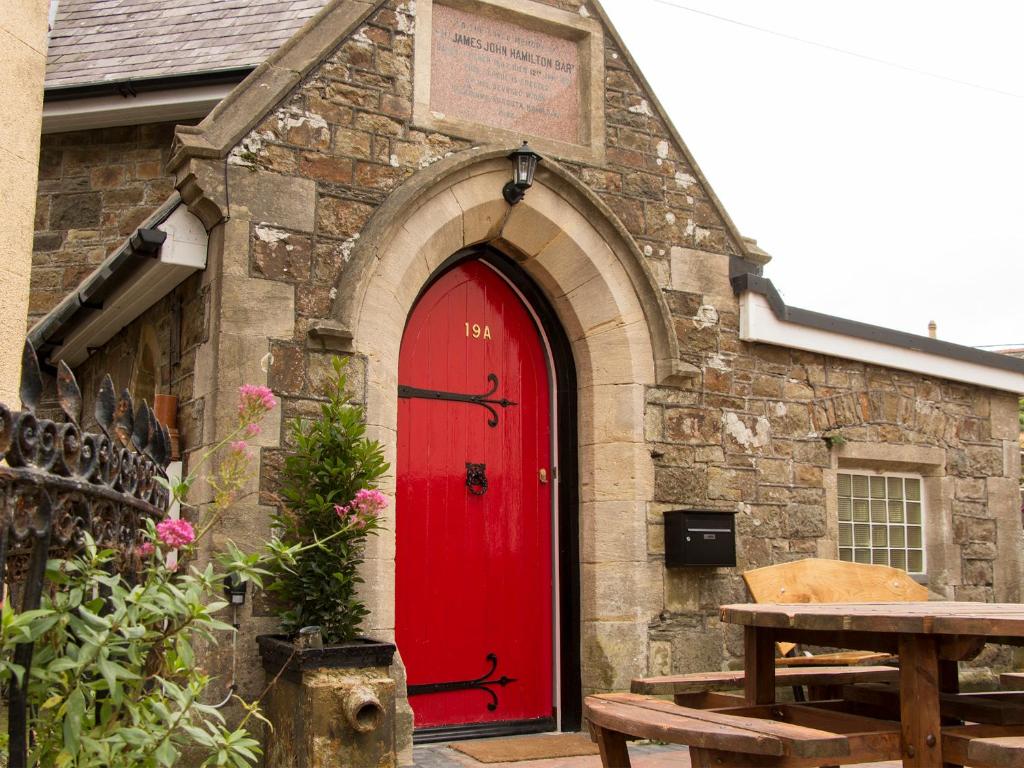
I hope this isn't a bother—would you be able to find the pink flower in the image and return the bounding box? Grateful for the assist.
[237,385,276,440]
[349,489,388,518]
[238,384,277,417]
[137,542,155,557]
[227,440,254,462]
[335,489,388,529]
[156,518,196,549]
[335,504,367,529]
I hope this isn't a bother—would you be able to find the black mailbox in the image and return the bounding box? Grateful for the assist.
[663,510,736,567]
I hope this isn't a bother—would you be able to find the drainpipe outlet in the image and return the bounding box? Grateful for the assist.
[343,685,384,733]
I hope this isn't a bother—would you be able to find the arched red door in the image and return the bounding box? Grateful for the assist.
[396,259,554,733]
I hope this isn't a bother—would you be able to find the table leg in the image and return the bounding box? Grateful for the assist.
[743,625,776,705]
[938,660,962,767]
[593,726,631,768]
[939,659,959,694]
[898,634,942,767]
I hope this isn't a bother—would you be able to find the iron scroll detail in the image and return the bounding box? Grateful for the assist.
[398,373,516,428]
[407,653,516,712]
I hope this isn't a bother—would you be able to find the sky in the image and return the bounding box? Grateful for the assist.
[599,0,1024,349]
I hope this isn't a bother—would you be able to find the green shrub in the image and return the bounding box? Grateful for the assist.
[267,357,389,644]
[0,534,267,768]
[0,383,281,767]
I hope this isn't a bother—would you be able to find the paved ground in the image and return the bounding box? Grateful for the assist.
[413,738,904,767]
[412,741,687,768]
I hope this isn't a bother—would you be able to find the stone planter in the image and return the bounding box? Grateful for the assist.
[257,634,399,768]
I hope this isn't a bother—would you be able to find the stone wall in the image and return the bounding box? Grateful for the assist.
[159,0,1022,730]
[72,272,208,453]
[646,321,1023,677]
[30,121,187,325]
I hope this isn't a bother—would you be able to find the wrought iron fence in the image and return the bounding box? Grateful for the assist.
[0,342,171,767]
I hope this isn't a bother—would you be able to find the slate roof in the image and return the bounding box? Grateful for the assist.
[46,0,329,89]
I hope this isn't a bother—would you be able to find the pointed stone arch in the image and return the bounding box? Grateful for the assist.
[313,146,687,696]
[315,145,694,388]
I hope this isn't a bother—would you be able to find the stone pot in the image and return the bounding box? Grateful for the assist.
[257,634,398,768]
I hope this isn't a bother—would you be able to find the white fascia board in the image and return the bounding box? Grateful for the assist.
[52,206,208,367]
[42,84,232,134]
[739,292,1024,394]
[159,205,208,268]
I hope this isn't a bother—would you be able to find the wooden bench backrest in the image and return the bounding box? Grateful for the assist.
[743,558,927,605]
[743,558,927,655]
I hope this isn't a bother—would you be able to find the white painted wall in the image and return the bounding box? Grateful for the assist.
[740,292,1024,394]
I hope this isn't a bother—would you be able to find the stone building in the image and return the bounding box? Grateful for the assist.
[28,0,1024,754]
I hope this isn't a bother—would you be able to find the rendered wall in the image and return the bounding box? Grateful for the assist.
[0,1,49,403]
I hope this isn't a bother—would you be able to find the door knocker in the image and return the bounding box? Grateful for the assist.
[466,463,488,496]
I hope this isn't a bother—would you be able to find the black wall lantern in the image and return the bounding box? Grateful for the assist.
[502,141,542,205]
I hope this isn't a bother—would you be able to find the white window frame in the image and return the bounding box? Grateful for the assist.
[837,470,927,576]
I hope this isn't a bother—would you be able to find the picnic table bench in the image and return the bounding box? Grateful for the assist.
[631,665,899,706]
[586,692,1024,767]
[943,728,1024,768]
[630,560,921,709]
[742,558,927,667]
[586,691,901,767]
[587,600,1024,767]
[1000,671,1024,690]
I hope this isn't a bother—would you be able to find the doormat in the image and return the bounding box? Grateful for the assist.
[450,733,599,763]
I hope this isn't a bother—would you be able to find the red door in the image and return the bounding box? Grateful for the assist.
[396,259,554,730]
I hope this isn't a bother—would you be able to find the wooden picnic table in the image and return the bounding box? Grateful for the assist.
[720,601,1024,767]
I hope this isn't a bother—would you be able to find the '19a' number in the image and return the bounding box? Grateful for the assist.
[465,322,492,340]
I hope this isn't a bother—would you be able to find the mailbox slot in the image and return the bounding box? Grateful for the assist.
[663,510,736,567]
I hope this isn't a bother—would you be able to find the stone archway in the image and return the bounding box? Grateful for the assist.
[324,146,685,697]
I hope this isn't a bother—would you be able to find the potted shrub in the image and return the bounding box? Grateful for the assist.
[257,358,397,767]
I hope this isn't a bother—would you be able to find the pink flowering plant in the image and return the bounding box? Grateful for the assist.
[163,384,277,527]
[0,383,285,768]
[267,357,389,643]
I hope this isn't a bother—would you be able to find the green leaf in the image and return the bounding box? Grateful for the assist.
[63,687,86,753]
[97,655,118,692]
[40,693,64,711]
[155,738,178,766]
[119,727,152,746]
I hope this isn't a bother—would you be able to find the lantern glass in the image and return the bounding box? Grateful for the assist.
[516,154,536,188]
[502,141,542,205]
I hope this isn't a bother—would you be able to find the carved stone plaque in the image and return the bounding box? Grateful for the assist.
[429,3,581,145]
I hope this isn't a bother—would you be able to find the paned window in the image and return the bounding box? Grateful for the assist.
[838,473,924,575]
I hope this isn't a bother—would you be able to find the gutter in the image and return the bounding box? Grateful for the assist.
[42,68,253,134]
[43,67,254,102]
[28,193,208,367]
